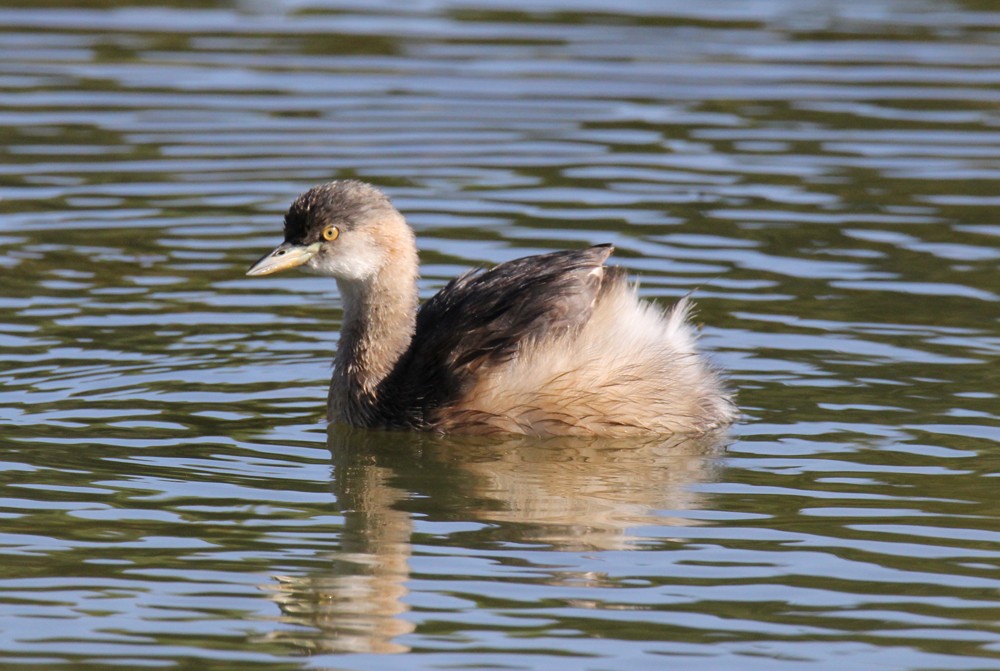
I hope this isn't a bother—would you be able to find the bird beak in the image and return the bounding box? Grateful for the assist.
[246,241,322,276]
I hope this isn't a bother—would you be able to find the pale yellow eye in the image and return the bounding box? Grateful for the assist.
[322,225,340,241]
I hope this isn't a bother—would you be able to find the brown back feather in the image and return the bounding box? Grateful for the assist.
[373,245,615,428]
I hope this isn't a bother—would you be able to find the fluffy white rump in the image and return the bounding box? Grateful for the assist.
[451,284,736,437]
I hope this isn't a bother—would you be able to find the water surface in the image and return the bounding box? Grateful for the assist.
[2,1,999,669]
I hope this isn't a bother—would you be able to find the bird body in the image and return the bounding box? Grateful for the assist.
[248,181,736,437]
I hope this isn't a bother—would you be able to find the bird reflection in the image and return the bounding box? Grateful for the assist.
[262,424,729,655]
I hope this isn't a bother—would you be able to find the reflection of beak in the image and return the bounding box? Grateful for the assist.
[246,242,321,276]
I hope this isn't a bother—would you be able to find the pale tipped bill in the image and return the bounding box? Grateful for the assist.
[246,241,322,277]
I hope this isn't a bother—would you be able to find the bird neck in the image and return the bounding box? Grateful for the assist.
[330,260,418,423]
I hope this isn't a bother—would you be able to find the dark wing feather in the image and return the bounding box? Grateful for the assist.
[375,244,616,427]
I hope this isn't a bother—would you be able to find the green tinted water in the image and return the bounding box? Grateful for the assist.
[1,1,999,669]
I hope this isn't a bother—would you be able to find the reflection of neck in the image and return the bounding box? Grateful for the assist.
[267,427,416,654]
[329,256,418,424]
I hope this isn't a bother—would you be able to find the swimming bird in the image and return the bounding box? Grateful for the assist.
[247,180,736,436]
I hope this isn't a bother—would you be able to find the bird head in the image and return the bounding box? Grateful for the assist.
[246,180,411,282]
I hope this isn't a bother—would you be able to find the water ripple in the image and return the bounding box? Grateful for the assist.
[1,0,999,669]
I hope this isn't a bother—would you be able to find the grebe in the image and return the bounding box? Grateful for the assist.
[247,180,736,436]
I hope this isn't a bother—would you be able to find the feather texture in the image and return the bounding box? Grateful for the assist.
[248,181,737,436]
